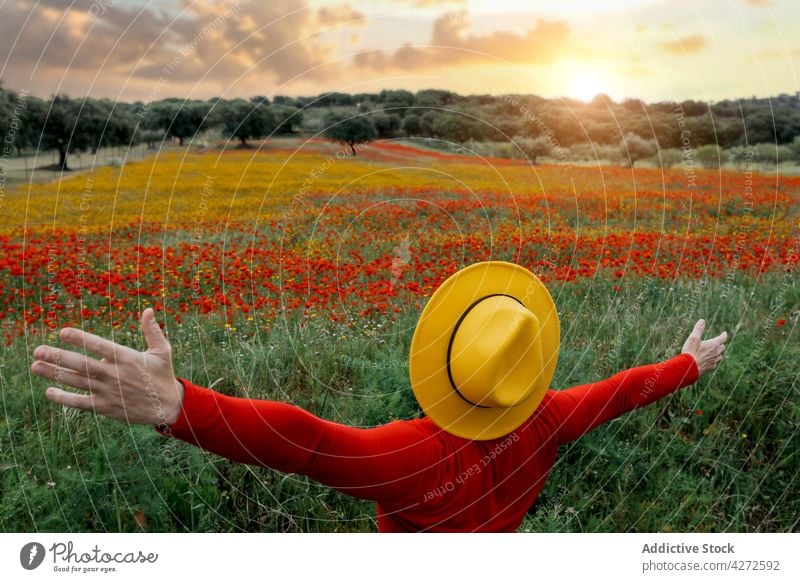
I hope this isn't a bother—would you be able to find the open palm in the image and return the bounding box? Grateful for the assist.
[30,308,184,425]
[681,319,728,376]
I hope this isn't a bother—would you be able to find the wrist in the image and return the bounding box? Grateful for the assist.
[163,378,185,425]
[679,352,701,382]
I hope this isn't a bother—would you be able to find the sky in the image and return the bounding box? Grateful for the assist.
[0,0,797,103]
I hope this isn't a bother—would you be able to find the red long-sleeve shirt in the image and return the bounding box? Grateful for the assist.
[156,352,699,532]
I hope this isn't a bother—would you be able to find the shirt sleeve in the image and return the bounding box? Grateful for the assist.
[154,378,446,505]
[547,352,700,445]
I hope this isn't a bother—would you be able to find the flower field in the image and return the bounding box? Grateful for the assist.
[0,139,798,533]
[1,140,797,342]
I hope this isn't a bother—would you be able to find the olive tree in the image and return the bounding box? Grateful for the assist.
[322,112,377,156]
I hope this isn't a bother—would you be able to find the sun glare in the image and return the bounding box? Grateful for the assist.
[568,69,605,102]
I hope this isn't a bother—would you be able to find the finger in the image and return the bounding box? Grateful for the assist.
[31,361,97,391]
[33,345,105,378]
[703,332,728,348]
[689,319,706,341]
[45,387,97,412]
[141,308,171,354]
[59,327,135,361]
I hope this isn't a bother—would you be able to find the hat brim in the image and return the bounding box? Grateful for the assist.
[409,261,560,441]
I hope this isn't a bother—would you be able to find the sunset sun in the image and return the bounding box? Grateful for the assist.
[567,68,606,102]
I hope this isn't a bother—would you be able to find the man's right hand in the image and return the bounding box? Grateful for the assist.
[681,319,728,376]
[31,308,184,426]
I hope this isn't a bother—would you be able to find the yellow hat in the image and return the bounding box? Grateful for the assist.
[409,261,560,440]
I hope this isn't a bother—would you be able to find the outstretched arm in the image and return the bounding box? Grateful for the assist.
[156,377,444,503]
[30,309,444,505]
[549,319,727,445]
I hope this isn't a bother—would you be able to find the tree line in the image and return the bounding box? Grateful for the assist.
[2,82,799,169]
[0,85,302,170]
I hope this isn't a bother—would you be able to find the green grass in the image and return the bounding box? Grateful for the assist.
[1,272,797,532]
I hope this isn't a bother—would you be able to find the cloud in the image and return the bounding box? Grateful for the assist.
[400,0,468,6]
[0,0,365,98]
[749,47,800,60]
[657,34,707,54]
[354,10,573,71]
[318,3,366,26]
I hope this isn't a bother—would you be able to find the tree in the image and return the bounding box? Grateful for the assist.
[377,89,415,115]
[694,144,729,168]
[597,143,625,165]
[215,99,277,147]
[489,112,525,140]
[34,95,95,170]
[273,95,302,108]
[431,112,482,143]
[0,81,39,156]
[750,142,792,165]
[714,116,745,148]
[653,148,683,168]
[511,135,552,165]
[584,120,618,146]
[589,93,614,109]
[650,113,682,149]
[0,87,13,145]
[143,100,210,146]
[14,95,45,155]
[415,89,458,108]
[72,98,110,154]
[371,112,401,138]
[774,107,800,143]
[729,146,751,168]
[378,89,414,104]
[419,111,438,137]
[322,112,377,155]
[619,132,657,168]
[139,128,166,150]
[68,98,136,154]
[621,98,645,112]
[273,105,303,134]
[684,114,718,146]
[678,99,708,117]
[317,92,355,107]
[106,102,137,149]
[788,136,800,163]
[538,103,583,146]
[402,113,421,136]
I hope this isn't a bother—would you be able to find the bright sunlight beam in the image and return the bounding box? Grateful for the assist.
[567,68,605,102]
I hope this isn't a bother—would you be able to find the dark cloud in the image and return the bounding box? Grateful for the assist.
[353,10,573,70]
[0,0,365,97]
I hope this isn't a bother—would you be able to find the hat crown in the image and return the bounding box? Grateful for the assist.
[449,296,545,408]
[409,260,560,441]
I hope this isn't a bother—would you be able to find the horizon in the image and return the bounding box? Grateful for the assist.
[1,0,798,104]
[1,85,798,107]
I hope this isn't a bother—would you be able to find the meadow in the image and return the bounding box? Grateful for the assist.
[0,138,798,532]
